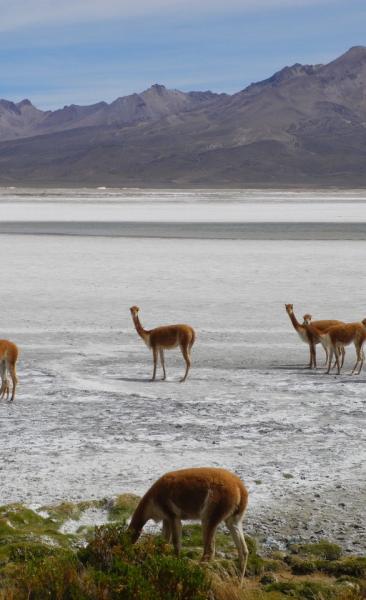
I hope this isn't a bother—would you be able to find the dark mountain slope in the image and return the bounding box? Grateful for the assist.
[0,46,365,186]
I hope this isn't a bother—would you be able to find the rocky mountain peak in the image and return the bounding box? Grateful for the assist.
[151,83,166,89]
[344,45,366,57]
[16,99,33,108]
[148,84,167,95]
[0,99,19,112]
[324,45,366,70]
[243,62,321,95]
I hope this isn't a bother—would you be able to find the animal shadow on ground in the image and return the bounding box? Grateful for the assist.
[116,376,182,383]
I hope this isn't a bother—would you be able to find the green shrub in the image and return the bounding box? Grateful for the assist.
[288,556,317,575]
[0,525,210,600]
[318,557,366,578]
[8,542,64,563]
[266,580,337,599]
[1,502,364,600]
[79,524,210,599]
[263,558,284,573]
[291,540,342,561]
[4,553,83,600]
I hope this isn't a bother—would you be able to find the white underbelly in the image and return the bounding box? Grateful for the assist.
[297,329,308,344]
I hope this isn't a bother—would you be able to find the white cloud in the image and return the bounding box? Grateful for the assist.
[0,0,335,32]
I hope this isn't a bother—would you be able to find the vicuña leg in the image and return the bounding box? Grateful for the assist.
[336,345,344,372]
[326,346,334,374]
[333,344,341,374]
[357,348,365,375]
[180,344,191,383]
[1,380,10,400]
[358,347,365,375]
[159,348,166,380]
[0,362,9,400]
[309,343,316,369]
[307,345,313,369]
[351,343,362,375]
[171,517,182,556]
[8,362,17,402]
[201,518,219,562]
[162,519,172,543]
[331,346,342,370]
[341,346,346,369]
[226,516,249,582]
[151,347,158,381]
[352,344,364,375]
[201,502,230,563]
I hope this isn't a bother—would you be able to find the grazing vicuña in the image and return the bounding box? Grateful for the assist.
[128,467,249,579]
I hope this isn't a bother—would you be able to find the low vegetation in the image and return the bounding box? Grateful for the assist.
[0,499,364,599]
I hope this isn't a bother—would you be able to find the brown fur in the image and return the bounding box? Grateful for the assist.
[302,317,345,371]
[285,304,343,368]
[317,321,366,374]
[130,306,195,382]
[128,467,249,579]
[0,339,19,402]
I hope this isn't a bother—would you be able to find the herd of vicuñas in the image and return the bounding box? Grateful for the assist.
[1,303,365,580]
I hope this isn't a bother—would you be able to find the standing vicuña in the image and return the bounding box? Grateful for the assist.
[317,320,366,375]
[285,304,343,368]
[128,467,249,579]
[0,339,19,402]
[302,314,345,370]
[130,306,195,382]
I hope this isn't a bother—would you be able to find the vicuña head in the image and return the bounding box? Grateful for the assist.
[285,303,293,314]
[128,467,249,579]
[303,313,312,325]
[130,305,140,317]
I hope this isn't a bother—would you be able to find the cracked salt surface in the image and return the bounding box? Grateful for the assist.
[0,227,365,553]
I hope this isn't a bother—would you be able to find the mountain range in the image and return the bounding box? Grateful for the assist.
[1,46,366,187]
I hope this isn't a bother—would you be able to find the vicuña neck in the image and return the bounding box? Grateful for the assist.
[287,311,302,332]
[133,315,150,342]
[128,499,148,541]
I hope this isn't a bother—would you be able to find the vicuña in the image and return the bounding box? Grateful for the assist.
[128,467,249,579]
[130,306,195,382]
[0,339,19,402]
[302,314,345,370]
[311,320,366,375]
[285,304,343,368]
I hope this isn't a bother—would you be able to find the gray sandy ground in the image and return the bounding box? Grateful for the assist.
[0,234,365,553]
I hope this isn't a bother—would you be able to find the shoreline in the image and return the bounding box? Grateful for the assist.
[2,220,366,239]
[1,183,366,190]
[1,489,364,557]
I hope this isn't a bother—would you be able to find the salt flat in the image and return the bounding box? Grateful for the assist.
[1,187,366,223]
[0,232,365,552]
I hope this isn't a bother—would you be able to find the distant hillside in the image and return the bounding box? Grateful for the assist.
[0,85,223,142]
[1,46,366,187]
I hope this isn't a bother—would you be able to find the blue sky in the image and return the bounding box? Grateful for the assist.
[0,0,365,110]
